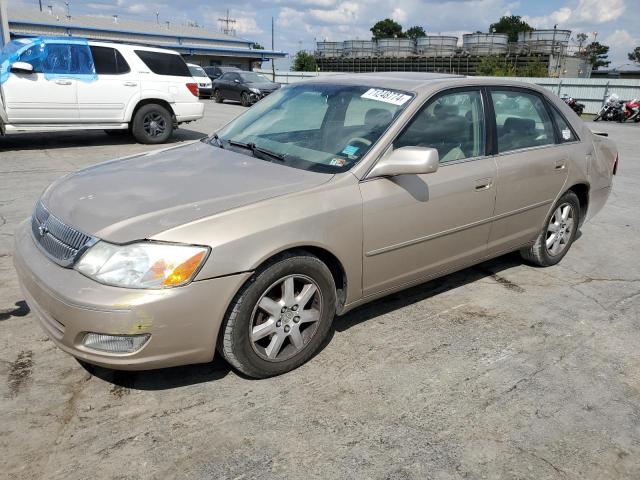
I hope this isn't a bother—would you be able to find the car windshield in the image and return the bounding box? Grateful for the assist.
[216,83,413,173]
[239,72,270,83]
[188,65,206,77]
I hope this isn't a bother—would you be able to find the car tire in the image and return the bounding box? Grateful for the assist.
[131,104,173,144]
[213,89,223,103]
[241,91,251,107]
[218,252,337,378]
[520,191,580,267]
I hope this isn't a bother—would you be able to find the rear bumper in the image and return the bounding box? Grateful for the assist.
[13,219,251,370]
[173,101,205,122]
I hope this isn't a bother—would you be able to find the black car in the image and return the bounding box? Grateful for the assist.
[203,65,241,80]
[212,71,281,107]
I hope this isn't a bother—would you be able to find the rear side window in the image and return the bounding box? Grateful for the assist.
[134,50,190,77]
[549,105,578,143]
[395,89,486,163]
[90,46,130,75]
[491,90,555,153]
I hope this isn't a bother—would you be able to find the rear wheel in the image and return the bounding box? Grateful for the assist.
[520,191,580,267]
[213,89,223,103]
[218,252,336,378]
[131,104,173,144]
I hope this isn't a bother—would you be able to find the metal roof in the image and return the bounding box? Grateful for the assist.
[8,6,253,46]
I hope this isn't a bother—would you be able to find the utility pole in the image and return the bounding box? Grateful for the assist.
[271,17,276,82]
[0,0,9,48]
[217,10,236,36]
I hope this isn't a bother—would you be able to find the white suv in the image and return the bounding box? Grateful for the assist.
[0,38,204,144]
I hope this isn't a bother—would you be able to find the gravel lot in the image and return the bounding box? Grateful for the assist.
[1,101,639,480]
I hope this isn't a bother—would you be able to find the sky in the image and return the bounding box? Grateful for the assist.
[11,0,640,70]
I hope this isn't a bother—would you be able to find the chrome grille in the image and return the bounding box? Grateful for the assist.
[31,202,95,267]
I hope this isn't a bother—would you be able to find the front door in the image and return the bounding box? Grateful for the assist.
[486,88,570,255]
[360,88,497,296]
[3,43,78,123]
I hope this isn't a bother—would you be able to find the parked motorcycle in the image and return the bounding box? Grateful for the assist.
[593,94,625,122]
[561,95,585,116]
[622,99,640,122]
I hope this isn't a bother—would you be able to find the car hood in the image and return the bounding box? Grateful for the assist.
[247,82,280,90]
[41,141,333,243]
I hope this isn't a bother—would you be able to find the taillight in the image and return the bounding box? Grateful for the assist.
[186,83,199,97]
[613,153,618,175]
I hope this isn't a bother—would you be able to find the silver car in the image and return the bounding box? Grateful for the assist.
[14,73,617,378]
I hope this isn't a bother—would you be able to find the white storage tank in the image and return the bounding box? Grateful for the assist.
[377,38,416,57]
[517,29,571,55]
[316,41,343,57]
[342,40,377,57]
[416,36,458,57]
[462,33,509,55]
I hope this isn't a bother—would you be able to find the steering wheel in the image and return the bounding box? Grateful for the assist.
[345,137,372,148]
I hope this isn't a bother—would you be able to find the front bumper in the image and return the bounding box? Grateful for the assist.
[198,87,212,97]
[13,220,251,370]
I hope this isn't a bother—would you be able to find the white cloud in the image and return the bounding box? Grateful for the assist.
[524,7,572,28]
[391,8,408,24]
[575,0,625,24]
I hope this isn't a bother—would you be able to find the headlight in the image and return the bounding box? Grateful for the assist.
[75,241,209,289]
[249,87,261,94]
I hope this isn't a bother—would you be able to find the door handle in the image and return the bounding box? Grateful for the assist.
[55,79,72,85]
[474,178,493,191]
[123,81,138,87]
[555,159,567,170]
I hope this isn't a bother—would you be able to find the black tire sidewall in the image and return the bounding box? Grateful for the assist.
[222,255,336,378]
[241,92,250,107]
[132,104,173,144]
[213,89,223,103]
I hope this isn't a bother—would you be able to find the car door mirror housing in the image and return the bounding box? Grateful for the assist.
[234,79,240,83]
[10,61,34,74]
[369,147,439,178]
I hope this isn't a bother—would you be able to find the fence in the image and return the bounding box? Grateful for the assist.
[255,70,640,114]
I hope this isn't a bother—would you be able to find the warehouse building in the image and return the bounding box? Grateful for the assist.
[4,6,286,70]
[316,30,591,78]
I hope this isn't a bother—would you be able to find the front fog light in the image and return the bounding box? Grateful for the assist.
[82,333,150,353]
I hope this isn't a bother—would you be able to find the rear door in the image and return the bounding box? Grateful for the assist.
[487,87,569,255]
[3,42,79,123]
[77,45,138,122]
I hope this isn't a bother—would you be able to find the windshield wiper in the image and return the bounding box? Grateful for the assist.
[227,140,286,162]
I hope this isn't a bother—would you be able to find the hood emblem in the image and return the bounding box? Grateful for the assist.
[38,224,49,237]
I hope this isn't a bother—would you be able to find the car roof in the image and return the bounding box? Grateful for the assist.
[87,40,181,55]
[302,72,546,94]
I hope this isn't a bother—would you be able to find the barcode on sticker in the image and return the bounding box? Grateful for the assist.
[361,88,411,106]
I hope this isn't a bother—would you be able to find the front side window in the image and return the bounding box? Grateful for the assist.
[395,89,485,163]
[135,50,191,77]
[217,83,413,173]
[491,90,555,153]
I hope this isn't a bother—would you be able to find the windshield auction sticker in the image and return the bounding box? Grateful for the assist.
[361,88,411,106]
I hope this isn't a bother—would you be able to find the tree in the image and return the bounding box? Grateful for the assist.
[575,33,588,53]
[370,18,404,40]
[292,50,317,72]
[253,43,264,50]
[629,46,640,64]
[585,42,611,70]
[405,26,426,39]
[489,15,532,43]
[475,55,547,77]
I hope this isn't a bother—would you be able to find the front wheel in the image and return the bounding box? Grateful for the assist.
[131,104,173,144]
[218,252,337,378]
[520,191,580,267]
[213,89,223,103]
[240,91,252,107]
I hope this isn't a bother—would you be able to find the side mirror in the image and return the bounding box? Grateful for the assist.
[234,79,240,83]
[10,62,34,74]
[369,146,439,178]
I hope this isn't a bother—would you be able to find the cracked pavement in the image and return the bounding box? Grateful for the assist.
[1,103,639,479]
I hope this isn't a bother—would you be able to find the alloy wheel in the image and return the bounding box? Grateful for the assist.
[142,112,167,138]
[249,274,323,362]
[545,203,575,256]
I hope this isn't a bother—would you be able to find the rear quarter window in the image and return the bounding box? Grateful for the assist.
[134,50,190,77]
